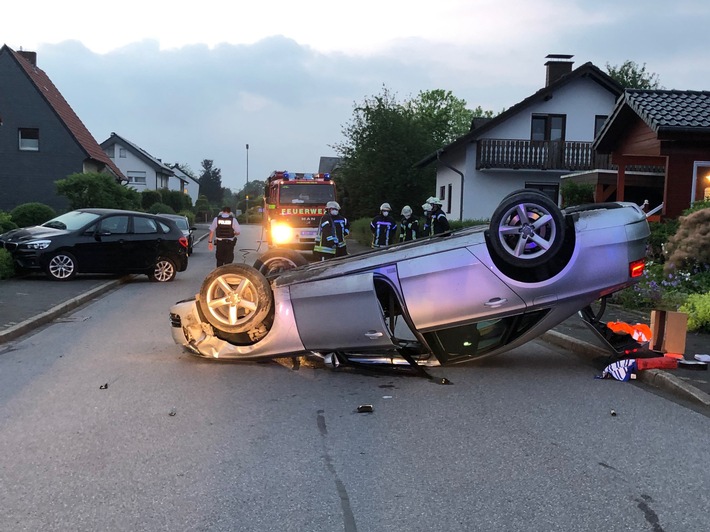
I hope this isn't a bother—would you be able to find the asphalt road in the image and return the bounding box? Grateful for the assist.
[1,237,709,531]
[0,225,708,530]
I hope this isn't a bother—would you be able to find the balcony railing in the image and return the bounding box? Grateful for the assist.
[478,139,612,171]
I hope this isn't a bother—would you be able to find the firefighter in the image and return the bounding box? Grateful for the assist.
[421,201,433,236]
[207,206,241,267]
[430,198,450,235]
[370,202,398,248]
[399,205,419,242]
[314,201,350,260]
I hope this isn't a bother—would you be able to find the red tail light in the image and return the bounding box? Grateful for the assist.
[178,236,189,249]
[629,259,645,278]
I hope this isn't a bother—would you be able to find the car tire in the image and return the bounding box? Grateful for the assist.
[253,249,309,277]
[197,263,273,334]
[489,191,565,268]
[149,257,177,282]
[45,251,78,281]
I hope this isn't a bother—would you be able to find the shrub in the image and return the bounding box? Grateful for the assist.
[179,210,196,226]
[148,202,175,214]
[0,249,16,279]
[561,182,594,208]
[0,211,18,233]
[10,202,56,228]
[663,207,710,274]
[141,190,163,210]
[647,219,678,263]
[679,292,710,332]
[56,172,141,210]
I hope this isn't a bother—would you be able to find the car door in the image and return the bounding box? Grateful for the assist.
[73,215,130,272]
[397,247,526,331]
[126,215,163,270]
[288,272,398,352]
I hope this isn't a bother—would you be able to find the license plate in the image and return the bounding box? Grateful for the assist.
[300,230,317,238]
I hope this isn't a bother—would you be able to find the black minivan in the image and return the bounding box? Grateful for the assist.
[0,209,189,281]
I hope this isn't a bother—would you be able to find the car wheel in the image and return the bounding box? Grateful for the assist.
[253,249,309,277]
[45,251,77,281]
[197,264,273,334]
[45,252,78,281]
[149,257,177,282]
[489,191,565,268]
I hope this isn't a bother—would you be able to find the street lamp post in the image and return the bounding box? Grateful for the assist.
[246,195,249,224]
[246,143,249,184]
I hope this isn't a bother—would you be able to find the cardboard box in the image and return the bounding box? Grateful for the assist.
[650,310,688,354]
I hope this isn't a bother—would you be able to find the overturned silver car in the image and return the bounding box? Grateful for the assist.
[169,191,650,369]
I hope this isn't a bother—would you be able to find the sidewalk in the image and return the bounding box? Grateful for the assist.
[1,238,708,409]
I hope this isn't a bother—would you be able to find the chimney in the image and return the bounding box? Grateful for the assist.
[545,54,573,86]
[18,50,37,66]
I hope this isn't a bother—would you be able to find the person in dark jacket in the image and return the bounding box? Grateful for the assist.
[430,198,450,235]
[399,205,419,242]
[314,201,350,260]
[207,206,241,267]
[370,202,398,248]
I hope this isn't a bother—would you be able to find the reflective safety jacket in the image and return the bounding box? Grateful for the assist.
[370,214,398,247]
[430,209,450,235]
[314,213,350,255]
[399,215,419,242]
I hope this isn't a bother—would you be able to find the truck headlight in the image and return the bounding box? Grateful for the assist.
[271,223,293,245]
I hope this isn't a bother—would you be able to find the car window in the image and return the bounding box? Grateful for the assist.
[424,309,550,363]
[133,216,159,234]
[43,211,100,231]
[158,221,172,233]
[99,215,129,234]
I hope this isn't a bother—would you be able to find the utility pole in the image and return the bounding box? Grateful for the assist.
[246,143,249,184]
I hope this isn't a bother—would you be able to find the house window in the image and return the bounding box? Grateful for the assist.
[439,186,446,207]
[105,145,115,158]
[127,171,147,184]
[447,183,452,213]
[19,128,39,151]
[594,115,608,139]
[119,148,127,158]
[531,115,566,142]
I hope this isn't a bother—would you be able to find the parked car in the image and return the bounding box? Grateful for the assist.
[168,191,650,370]
[0,208,189,281]
[161,214,196,255]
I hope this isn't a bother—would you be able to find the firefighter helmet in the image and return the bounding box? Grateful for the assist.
[326,201,340,210]
[380,203,392,211]
[401,205,413,216]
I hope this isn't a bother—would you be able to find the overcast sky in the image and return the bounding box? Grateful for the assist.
[5,0,710,192]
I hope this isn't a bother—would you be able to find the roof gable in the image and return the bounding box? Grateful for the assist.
[2,44,125,181]
[594,89,710,152]
[415,61,623,168]
[101,132,175,174]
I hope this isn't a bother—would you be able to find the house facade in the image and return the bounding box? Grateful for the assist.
[416,55,624,221]
[171,165,200,204]
[100,132,174,192]
[593,89,710,218]
[0,45,124,212]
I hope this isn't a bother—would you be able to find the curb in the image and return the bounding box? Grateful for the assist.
[0,277,129,345]
[541,330,710,408]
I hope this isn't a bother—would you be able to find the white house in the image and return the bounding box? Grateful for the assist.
[416,55,624,221]
[100,132,174,193]
[171,165,200,204]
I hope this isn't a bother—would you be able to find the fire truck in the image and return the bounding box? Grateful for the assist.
[263,171,337,250]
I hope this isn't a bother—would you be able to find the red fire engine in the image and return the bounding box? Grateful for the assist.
[263,171,337,250]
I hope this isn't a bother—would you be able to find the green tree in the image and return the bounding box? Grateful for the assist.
[10,202,56,227]
[198,160,223,204]
[606,60,661,89]
[56,173,141,210]
[334,86,482,219]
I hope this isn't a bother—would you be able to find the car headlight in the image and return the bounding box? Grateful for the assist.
[271,222,294,245]
[23,239,52,250]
